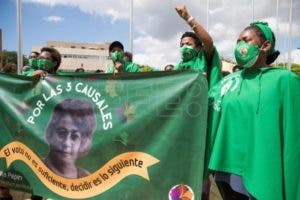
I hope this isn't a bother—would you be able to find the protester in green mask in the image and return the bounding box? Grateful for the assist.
[107,41,140,74]
[174,5,222,88]
[22,51,40,76]
[23,47,61,77]
[207,22,300,200]
[28,51,40,69]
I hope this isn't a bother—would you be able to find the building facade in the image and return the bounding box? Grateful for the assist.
[32,41,113,72]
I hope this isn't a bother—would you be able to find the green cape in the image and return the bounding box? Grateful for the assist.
[208,67,300,199]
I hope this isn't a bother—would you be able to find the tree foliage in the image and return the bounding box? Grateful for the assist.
[139,65,155,72]
[276,62,300,76]
[2,50,28,66]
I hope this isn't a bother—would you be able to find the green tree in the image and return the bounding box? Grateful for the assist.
[2,50,28,66]
[276,62,300,76]
[139,65,155,72]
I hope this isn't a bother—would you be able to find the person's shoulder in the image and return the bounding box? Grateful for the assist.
[174,62,183,70]
[263,67,299,80]
[124,62,140,72]
[128,62,139,68]
[261,67,300,92]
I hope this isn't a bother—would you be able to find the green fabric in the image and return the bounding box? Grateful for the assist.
[234,41,259,68]
[22,67,35,76]
[22,59,54,76]
[250,21,275,54]
[175,47,222,88]
[180,45,197,62]
[37,59,53,72]
[0,71,207,199]
[107,61,140,73]
[28,58,38,69]
[110,50,124,62]
[207,67,300,200]
[57,71,95,75]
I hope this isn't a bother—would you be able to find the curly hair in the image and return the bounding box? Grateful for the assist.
[180,31,202,48]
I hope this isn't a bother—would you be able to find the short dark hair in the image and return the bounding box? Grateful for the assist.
[95,69,104,73]
[109,41,124,53]
[41,47,61,71]
[30,51,40,58]
[124,51,133,62]
[75,68,85,73]
[164,64,174,71]
[181,32,202,48]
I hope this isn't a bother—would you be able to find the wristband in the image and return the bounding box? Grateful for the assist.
[187,16,194,23]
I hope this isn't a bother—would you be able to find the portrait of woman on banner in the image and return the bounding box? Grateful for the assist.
[43,99,96,179]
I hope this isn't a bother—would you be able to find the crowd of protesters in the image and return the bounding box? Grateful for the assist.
[1,4,299,200]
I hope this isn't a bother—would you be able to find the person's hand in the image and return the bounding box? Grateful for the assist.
[175,5,190,21]
[22,65,30,71]
[114,62,123,73]
[32,70,46,78]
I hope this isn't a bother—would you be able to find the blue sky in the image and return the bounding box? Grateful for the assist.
[0,0,130,55]
[1,0,299,68]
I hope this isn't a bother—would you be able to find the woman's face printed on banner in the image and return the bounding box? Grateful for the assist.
[51,114,82,161]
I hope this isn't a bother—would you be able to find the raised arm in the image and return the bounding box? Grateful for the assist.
[175,5,214,63]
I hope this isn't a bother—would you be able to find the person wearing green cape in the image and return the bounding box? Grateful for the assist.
[207,21,300,200]
[106,41,140,74]
[174,5,222,88]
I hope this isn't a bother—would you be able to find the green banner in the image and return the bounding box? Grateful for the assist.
[0,71,208,200]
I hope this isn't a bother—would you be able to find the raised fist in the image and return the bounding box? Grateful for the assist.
[175,5,190,21]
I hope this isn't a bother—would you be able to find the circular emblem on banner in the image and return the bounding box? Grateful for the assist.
[168,184,194,200]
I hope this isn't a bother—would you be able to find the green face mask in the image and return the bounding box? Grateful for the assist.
[37,58,54,71]
[180,45,197,62]
[234,41,259,68]
[28,58,38,69]
[110,51,124,62]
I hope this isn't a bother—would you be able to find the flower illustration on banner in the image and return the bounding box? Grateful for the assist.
[114,132,129,146]
[105,80,118,98]
[169,184,194,200]
[3,113,25,139]
[117,102,135,123]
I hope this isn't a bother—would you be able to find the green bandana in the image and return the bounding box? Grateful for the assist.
[250,21,275,54]
[180,45,197,62]
[110,51,124,63]
[37,58,54,72]
[28,58,38,69]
